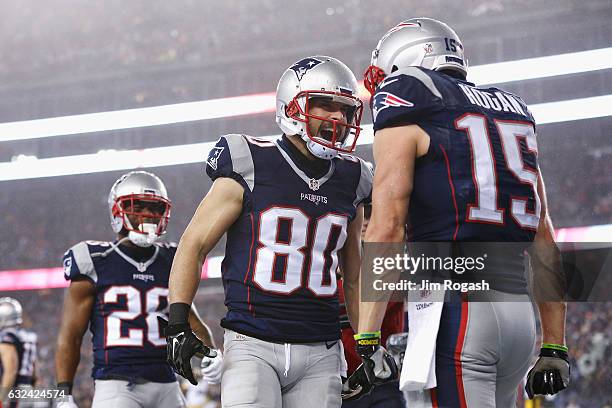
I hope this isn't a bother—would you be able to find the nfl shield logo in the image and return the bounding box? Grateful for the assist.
[308,178,320,191]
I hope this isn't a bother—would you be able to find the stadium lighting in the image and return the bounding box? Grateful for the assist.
[468,47,612,85]
[0,94,611,182]
[0,221,609,291]
[0,48,610,143]
[0,93,276,143]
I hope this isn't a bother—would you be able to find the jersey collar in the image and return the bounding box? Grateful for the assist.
[275,138,336,191]
[110,241,160,272]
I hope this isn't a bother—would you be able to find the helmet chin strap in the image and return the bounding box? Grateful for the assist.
[305,138,338,160]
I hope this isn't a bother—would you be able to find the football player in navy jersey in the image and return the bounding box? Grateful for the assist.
[352,18,569,408]
[55,171,215,408]
[164,56,373,408]
[0,297,38,407]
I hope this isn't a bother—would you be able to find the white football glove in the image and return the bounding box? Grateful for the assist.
[56,395,79,408]
[200,349,223,384]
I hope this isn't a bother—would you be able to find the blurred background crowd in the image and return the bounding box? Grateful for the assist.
[0,0,610,406]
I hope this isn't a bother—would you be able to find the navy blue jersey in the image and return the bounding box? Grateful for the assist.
[373,67,540,292]
[0,327,37,385]
[63,241,177,382]
[206,134,372,343]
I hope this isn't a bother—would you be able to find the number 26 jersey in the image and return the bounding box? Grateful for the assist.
[63,241,176,382]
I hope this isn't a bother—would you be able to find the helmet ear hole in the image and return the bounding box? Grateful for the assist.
[391,65,399,73]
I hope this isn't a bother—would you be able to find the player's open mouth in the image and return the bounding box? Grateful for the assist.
[319,128,333,141]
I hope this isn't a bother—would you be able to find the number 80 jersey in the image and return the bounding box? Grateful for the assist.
[62,241,176,382]
[206,134,372,343]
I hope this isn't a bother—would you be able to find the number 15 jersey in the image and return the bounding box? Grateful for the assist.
[372,67,540,293]
[206,134,372,343]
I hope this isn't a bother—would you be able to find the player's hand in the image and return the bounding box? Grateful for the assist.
[201,349,223,384]
[158,317,217,385]
[525,344,570,399]
[342,331,399,401]
[56,395,79,408]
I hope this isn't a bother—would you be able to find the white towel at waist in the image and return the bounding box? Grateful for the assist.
[399,288,445,392]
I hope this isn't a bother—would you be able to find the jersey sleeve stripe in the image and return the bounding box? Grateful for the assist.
[387,67,443,99]
[225,134,255,191]
[71,242,98,283]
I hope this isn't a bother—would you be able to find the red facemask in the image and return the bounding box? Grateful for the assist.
[111,194,172,235]
[363,65,387,96]
[285,90,363,154]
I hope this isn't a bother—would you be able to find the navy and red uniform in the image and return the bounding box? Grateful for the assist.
[207,134,372,407]
[0,327,37,403]
[206,134,372,344]
[338,280,405,407]
[62,240,177,383]
[0,328,37,387]
[373,67,538,407]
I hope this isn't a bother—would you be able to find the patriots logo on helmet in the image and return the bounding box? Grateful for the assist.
[372,92,414,122]
[290,57,323,81]
[206,146,225,171]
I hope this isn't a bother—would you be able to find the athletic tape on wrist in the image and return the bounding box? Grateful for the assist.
[542,343,568,352]
[353,331,381,341]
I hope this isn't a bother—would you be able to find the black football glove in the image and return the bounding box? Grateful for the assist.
[525,344,570,399]
[341,331,399,401]
[158,317,217,385]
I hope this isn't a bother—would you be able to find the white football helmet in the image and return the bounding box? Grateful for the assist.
[108,171,171,247]
[0,297,23,329]
[364,18,468,95]
[276,56,363,160]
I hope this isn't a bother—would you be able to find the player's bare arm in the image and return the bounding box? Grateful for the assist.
[0,342,18,399]
[165,176,243,385]
[343,125,427,400]
[359,124,428,333]
[525,168,570,398]
[339,204,364,331]
[532,169,566,344]
[188,306,215,348]
[55,279,96,388]
[169,177,244,306]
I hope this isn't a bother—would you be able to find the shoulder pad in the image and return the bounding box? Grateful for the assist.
[205,134,255,191]
[373,68,444,131]
[63,241,98,283]
[0,329,18,344]
[381,67,443,99]
[353,158,374,207]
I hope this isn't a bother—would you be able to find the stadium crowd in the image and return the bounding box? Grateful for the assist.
[0,0,575,83]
